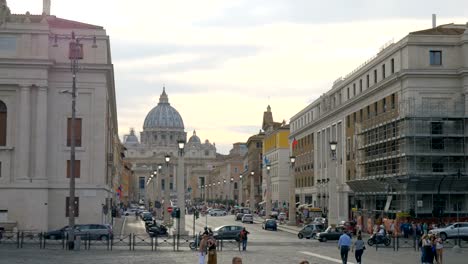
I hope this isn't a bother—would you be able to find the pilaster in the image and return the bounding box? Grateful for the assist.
[34,86,48,180]
[16,85,31,180]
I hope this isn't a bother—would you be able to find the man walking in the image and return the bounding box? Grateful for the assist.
[338,230,352,264]
[239,227,250,251]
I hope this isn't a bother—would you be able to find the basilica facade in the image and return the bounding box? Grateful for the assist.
[123,89,217,208]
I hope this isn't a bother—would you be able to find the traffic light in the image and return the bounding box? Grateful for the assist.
[175,207,181,219]
[111,208,117,217]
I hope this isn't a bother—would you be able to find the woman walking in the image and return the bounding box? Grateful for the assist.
[352,235,365,264]
[207,233,217,264]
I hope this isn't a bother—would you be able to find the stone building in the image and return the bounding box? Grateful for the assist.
[290,23,468,225]
[0,1,119,230]
[123,89,217,208]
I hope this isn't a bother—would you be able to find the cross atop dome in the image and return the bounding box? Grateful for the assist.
[159,86,169,104]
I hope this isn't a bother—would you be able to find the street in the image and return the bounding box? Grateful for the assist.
[1,214,467,264]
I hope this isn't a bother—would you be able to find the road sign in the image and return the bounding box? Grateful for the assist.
[167,206,173,213]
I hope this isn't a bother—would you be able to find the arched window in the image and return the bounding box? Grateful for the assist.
[0,101,6,146]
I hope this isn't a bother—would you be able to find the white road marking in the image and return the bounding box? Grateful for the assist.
[300,251,355,264]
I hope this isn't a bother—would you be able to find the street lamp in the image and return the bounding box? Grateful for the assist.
[176,138,188,235]
[52,31,98,250]
[229,177,234,205]
[266,164,272,218]
[239,174,243,206]
[288,156,296,226]
[250,171,255,212]
[163,154,171,223]
[328,140,338,226]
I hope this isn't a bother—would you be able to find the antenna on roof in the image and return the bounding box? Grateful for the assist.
[432,14,436,28]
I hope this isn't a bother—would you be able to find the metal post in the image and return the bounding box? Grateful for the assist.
[67,42,78,250]
[288,157,296,225]
[193,213,196,237]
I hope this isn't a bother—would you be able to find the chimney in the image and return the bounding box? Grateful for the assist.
[43,0,51,15]
[432,14,436,28]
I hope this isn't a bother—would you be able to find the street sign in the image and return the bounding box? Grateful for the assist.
[167,206,173,213]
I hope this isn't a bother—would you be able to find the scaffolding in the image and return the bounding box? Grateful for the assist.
[349,97,468,217]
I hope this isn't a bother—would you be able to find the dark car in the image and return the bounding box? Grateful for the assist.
[44,225,81,240]
[235,213,244,221]
[316,226,349,242]
[262,219,277,231]
[298,223,325,239]
[213,225,243,241]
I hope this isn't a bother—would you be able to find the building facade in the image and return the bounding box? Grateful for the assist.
[123,89,217,209]
[242,132,264,210]
[262,106,290,210]
[0,2,119,230]
[290,23,468,225]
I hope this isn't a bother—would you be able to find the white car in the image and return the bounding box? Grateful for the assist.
[210,209,227,216]
[429,222,468,240]
[241,214,254,224]
[124,208,137,216]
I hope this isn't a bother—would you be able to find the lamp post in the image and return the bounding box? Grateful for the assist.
[51,31,98,250]
[250,171,255,212]
[288,156,296,225]
[239,174,243,206]
[328,141,338,226]
[163,154,171,224]
[266,164,272,218]
[230,177,234,205]
[176,139,188,235]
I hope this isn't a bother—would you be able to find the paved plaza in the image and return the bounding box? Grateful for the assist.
[1,215,467,264]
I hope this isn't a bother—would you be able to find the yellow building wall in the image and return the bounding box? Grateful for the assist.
[263,129,290,153]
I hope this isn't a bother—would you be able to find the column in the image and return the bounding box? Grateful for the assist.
[34,86,48,180]
[17,85,31,180]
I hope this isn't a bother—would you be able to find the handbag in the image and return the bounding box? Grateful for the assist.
[363,246,366,250]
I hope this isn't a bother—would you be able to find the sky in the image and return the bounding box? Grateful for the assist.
[9,0,468,154]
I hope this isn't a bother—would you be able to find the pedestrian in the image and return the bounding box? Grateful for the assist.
[352,234,365,264]
[232,257,243,264]
[421,234,433,264]
[423,222,428,235]
[207,233,217,264]
[435,233,443,264]
[198,234,208,264]
[239,227,250,251]
[338,230,352,264]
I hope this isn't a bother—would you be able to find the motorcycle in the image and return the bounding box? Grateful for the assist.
[146,223,168,237]
[189,234,202,250]
[367,233,391,246]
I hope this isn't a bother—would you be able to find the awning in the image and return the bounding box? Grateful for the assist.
[258,201,266,205]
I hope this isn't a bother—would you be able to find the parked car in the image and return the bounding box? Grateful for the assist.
[76,224,114,240]
[44,225,80,240]
[270,211,279,219]
[213,225,243,240]
[429,222,468,240]
[262,219,277,231]
[141,212,153,222]
[146,223,168,237]
[298,223,325,239]
[316,226,348,242]
[210,209,227,216]
[235,213,244,221]
[241,214,254,224]
[313,217,327,224]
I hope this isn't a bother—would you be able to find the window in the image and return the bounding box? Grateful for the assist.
[432,138,444,150]
[67,118,82,147]
[359,109,363,122]
[374,102,378,116]
[170,182,173,190]
[353,83,356,96]
[366,106,370,119]
[353,112,356,124]
[430,50,442,65]
[161,179,165,190]
[347,116,350,127]
[432,163,444,172]
[204,150,209,156]
[359,79,363,93]
[391,94,395,109]
[65,197,79,217]
[391,59,395,73]
[347,87,350,99]
[383,98,387,112]
[139,177,145,189]
[234,167,238,173]
[0,101,6,146]
[0,161,2,178]
[346,138,351,161]
[431,122,443,134]
[66,160,81,178]
[234,182,238,189]
[374,69,378,84]
[382,64,386,79]
[366,75,370,88]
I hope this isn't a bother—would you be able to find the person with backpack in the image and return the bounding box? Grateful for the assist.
[239,227,250,251]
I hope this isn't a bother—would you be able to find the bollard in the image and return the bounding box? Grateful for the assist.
[20,232,24,248]
[129,234,132,251]
[132,234,135,251]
